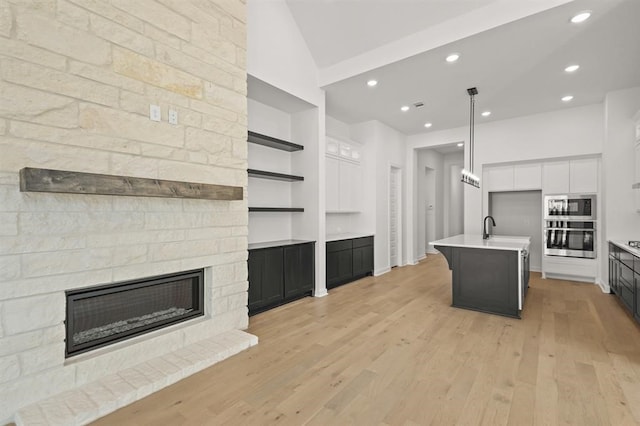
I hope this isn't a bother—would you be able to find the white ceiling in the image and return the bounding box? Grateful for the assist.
[285,0,640,135]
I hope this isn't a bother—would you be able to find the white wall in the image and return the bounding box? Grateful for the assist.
[247,0,321,107]
[602,86,640,285]
[406,103,604,262]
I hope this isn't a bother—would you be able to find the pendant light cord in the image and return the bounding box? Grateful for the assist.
[469,92,475,173]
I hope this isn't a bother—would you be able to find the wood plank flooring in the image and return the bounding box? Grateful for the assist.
[92,254,640,425]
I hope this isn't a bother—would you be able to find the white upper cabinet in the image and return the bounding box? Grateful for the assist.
[514,163,542,190]
[338,161,362,212]
[543,158,598,194]
[486,165,514,192]
[542,161,570,194]
[485,163,541,192]
[325,156,340,212]
[325,136,363,212]
[569,157,598,194]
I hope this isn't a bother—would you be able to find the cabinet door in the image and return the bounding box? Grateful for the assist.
[248,248,284,312]
[339,161,362,212]
[283,243,314,298]
[326,249,353,288]
[326,156,340,211]
[569,158,598,194]
[608,256,618,294]
[635,270,640,320]
[543,161,570,194]
[353,245,374,277]
[514,163,542,190]
[486,165,514,192]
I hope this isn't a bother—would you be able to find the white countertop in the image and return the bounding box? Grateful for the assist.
[326,232,374,242]
[609,240,640,257]
[429,234,531,252]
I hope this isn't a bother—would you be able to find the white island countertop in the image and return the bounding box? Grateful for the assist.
[430,234,531,252]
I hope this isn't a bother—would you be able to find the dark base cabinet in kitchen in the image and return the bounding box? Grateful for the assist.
[608,242,640,324]
[327,236,374,289]
[248,241,315,316]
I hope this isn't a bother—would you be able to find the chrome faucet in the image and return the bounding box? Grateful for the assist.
[483,215,496,240]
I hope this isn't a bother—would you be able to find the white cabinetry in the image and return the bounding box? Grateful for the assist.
[543,158,598,194]
[542,161,570,194]
[485,163,541,192]
[326,156,340,212]
[326,137,363,213]
[569,158,599,194]
[514,163,542,190]
[486,165,514,192]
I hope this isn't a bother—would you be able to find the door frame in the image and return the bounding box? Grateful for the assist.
[389,164,403,268]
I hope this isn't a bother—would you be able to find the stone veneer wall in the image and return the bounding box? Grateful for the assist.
[0,0,248,422]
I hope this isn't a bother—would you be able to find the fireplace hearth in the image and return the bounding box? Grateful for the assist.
[66,269,204,357]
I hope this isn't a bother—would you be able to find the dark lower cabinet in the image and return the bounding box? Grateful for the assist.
[327,236,374,289]
[284,243,314,299]
[248,242,315,315]
[635,270,640,321]
[608,242,640,325]
[248,247,283,313]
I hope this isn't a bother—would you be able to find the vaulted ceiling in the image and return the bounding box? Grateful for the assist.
[285,0,640,135]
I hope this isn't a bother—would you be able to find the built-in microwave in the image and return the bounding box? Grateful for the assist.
[544,220,596,259]
[544,194,596,220]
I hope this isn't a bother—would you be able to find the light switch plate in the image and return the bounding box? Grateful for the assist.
[150,104,161,122]
[168,109,178,125]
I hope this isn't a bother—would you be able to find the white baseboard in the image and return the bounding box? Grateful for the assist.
[313,289,328,297]
[597,279,610,293]
[374,267,391,276]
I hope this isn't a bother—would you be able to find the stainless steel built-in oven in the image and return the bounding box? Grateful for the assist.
[544,220,596,259]
[544,194,596,220]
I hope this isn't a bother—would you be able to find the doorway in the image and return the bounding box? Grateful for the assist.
[390,166,402,268]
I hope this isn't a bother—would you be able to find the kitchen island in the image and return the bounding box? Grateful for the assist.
[429,234,531,318]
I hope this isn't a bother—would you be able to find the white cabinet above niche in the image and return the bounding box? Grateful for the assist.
[543,157,599,195]
[326,136,363,213]
[484,163,541,192]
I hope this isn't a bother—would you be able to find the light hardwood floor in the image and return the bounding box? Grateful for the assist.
[93,254,640,425]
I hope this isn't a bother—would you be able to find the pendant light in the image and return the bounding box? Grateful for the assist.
[461,87,480,188]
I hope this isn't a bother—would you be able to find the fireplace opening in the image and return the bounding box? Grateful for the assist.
[65,269,204,357]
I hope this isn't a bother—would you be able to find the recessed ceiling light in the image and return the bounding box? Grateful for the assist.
[481,111,491,117]
[401,106,410,112]
[562,95,574,102]
[457,143,464,147]
[565,64,580,73]
[424,122,433,128]
[445,53,460,63]
[367,79,378,87]
[570,11,591,23]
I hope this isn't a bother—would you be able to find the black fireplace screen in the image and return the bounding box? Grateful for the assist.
[65,269,204,357]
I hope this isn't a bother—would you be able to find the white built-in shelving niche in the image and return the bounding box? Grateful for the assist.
[247,75,320,245]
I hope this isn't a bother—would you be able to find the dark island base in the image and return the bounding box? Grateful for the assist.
[451,303,520,319]
[436,245,522,319]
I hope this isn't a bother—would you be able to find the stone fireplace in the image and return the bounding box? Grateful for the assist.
[0,0,254,423]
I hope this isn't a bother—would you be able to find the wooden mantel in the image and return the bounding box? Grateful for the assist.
[19,168,243,201]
